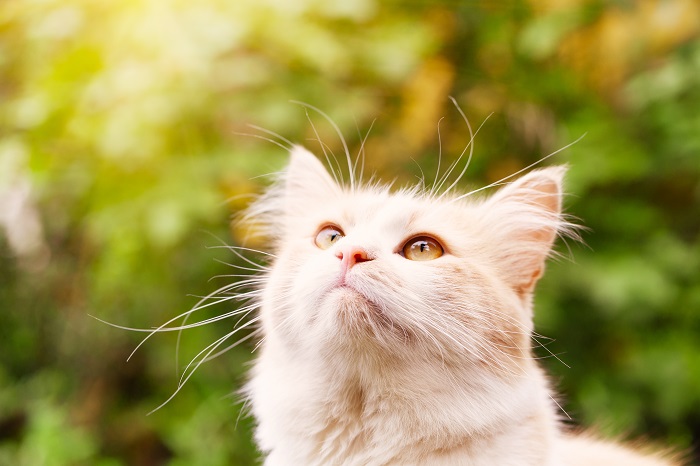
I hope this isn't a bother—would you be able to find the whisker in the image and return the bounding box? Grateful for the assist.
[212,261,269,274]
[232,131,290,152]
[549,394,572,420]
[246,124,295,150]
[291,100,355,192]
[206,274,266,283]
[435,104,492,198]
[531,335,570,369]
[252,336,266,353]
[207,244,277,258]
[104,283,254,362]
[149,319,259,414]
[201,329,257,364]
[178,317,260,388]
[434,96,476,195]
[356,118,375,185]
[451,133,587,202]
[431,116,446,196]
[410,157,427,190]
[301,108,342,186]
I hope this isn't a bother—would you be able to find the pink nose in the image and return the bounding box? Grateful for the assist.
[335,245,372,272]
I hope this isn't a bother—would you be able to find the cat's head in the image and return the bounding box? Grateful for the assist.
[252,146,575,374]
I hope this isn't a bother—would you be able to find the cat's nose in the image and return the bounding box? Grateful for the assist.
[335,245,372,271]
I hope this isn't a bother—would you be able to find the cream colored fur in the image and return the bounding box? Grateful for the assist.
[243,146,680,466]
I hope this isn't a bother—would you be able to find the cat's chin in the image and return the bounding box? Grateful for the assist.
[323,285,392,335]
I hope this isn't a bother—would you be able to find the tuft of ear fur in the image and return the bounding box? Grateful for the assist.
[484,166,573,297]
[284,146,340,207]
[244,146,340,242]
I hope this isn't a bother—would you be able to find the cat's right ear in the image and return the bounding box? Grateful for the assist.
[283,146,340,207]
[483,166,570,297]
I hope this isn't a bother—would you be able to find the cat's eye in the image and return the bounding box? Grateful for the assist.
[402,236,443,261]
[315,225,344,250]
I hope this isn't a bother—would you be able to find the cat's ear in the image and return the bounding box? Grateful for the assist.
[485,166,568,296]
[283,145,340,207]
[246,146,340,241]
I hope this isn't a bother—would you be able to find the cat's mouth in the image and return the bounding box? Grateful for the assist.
[331,282,372,303]
[327,284,392,330]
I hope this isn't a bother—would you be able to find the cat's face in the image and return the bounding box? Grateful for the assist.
[255,146,568,375]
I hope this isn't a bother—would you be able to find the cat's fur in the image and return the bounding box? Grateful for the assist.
[242,146,679,466]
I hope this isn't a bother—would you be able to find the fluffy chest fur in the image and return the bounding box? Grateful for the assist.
[249,341,556,466]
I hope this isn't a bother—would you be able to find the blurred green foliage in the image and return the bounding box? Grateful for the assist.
[1,0,699,464]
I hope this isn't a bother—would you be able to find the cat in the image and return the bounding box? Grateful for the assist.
[240,145,681,466]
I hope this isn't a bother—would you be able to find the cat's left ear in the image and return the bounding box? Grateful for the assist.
[485,166,567,296]
[283,146,340,209]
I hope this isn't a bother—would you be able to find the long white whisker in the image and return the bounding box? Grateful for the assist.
[246,124,295,149]
[549,394,572,420]
[232,131,290,151]
[451,133,587,202]
[149,319,259,415]
[436,106,493,198]
[207,244,277,258]
[205,274,266,284]
[302,108,342,186]
[201,329,257,364]
[434,96,475,195]
[291,100,355,192]
[226,246,274,266]
[356,118,376,185]
[432,116,446,196]
[178,317,260,388]
[211,261,269,273]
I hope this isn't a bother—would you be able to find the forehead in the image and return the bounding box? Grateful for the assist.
[315,189,469,237]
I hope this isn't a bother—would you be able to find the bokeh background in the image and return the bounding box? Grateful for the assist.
[1,0,699,464]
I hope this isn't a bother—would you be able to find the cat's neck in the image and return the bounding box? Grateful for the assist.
[249,339,559,466]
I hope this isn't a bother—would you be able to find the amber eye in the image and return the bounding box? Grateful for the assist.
[315,225,344,250]
[402,236,444,261]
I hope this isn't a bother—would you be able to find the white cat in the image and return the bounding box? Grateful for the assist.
[242,145,680,466]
